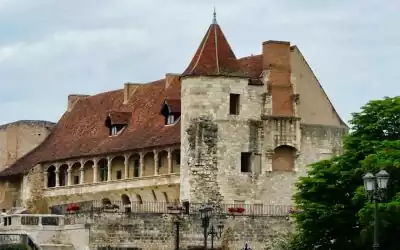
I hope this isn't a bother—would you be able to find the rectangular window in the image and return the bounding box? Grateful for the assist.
[133,159,140,177]
[73,176,80,185]
[116,170,122,180]
[229,94,240,115]
[241,152,252,172]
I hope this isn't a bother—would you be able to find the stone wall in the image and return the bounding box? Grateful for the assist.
[0,120,54,170]
[0,120,54,210]
[88,213,291,250]
[180,76,347,205]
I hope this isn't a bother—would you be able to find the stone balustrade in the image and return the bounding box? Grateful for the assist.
[0,214,64,231]
[43,146,181,190]
[43,173,180,198]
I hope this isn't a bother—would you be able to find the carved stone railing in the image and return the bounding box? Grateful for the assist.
[43,173,180,197]
[0,214,64,231]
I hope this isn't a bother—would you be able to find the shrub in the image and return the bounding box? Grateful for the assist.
[0,244,30,250]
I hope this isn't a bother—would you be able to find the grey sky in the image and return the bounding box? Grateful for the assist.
[0,0,399,125]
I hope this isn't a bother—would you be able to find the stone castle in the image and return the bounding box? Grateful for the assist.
[0,14,348,212]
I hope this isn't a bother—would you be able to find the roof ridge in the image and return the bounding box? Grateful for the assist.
[187,26,213,75]
[214,24,220,74]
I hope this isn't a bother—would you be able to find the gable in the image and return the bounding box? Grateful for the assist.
[290,46,347,127]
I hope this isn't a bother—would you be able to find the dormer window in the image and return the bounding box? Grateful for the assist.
[105,111,131,136]
[160,99,181,126]
[110,124,124,136]
[167,114,175,125]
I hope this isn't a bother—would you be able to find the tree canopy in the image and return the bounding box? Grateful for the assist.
[291,96,400,250]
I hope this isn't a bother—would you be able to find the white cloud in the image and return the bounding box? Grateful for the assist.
[0,0,399,124]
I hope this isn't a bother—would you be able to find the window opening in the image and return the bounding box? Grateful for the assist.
[229,94,240,115]
[116,170,122,180]
[133,159,140,177]
[73,176,80,185]
[241,152,252,172]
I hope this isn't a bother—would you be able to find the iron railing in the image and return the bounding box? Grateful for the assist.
[52,200,292,217]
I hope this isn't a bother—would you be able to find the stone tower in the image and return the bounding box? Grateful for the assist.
[180,14,346,206]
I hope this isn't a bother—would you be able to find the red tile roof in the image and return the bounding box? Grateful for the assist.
[106,111,131,126]
[0,20,267,178]
[182,21,245,77]
[164,99,181,113]
[0,79,181,177]
[238,54,263,78]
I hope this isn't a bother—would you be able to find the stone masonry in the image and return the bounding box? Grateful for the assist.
[87,213,291,250]
[0,120,54,209]
[179,39,348,206]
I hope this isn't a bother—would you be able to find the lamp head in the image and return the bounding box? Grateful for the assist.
[363,172,376,192]
[376,170,389,190]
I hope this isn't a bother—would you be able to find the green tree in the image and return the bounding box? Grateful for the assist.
[290,96,400,250]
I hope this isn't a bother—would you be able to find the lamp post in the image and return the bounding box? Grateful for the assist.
[199,204,213,250]
[363,170,390,250]
[208,221,224,250]
[168,205,185,250]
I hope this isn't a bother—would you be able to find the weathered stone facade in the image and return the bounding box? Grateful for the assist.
[0,120,54,209]
[88,213,291,250]
[180,46,347,205]
[0,120,54,171]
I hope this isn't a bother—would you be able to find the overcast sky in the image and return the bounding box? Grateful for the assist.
[0,0,399,125]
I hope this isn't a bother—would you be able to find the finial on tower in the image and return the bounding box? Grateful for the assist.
[212,5,217,24]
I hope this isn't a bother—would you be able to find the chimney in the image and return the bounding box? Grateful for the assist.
[262,40,293,116]
[165,73,180,89]
[68,94,89,112]
[124,83,140,104]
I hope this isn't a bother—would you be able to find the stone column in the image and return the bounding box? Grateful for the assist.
[167,149,172,174]
[92,158,98,183]
[139,152,144,177]
[80,160,85,184]
[55,164,60,187]
[107,157,112,181]
[265,151,274,172]
[153,150,159,176]
[43,165,48,189]
[124,155,129,179]
[294,152,301,173]
[67,163,72,186]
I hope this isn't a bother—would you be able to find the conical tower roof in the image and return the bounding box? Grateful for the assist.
[182,11,245,77]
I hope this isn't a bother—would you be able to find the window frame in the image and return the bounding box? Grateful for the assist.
[240,152,252,173]
[229,93,240,115]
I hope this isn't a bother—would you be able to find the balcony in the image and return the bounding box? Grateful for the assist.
[43,173,180,197]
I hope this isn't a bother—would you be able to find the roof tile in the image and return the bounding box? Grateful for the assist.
[0,79,181,177]
[182,22,245,77]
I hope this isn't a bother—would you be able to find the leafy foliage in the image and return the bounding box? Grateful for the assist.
[291,96,400,250]
[0,244,30,250]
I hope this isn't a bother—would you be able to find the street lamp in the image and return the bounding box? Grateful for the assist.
[208,220,224,250]
[363,170,390,250]
[167,204,185,250]
[199,204,213,250]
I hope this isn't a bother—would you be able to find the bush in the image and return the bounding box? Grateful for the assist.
[0,244,30,250]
